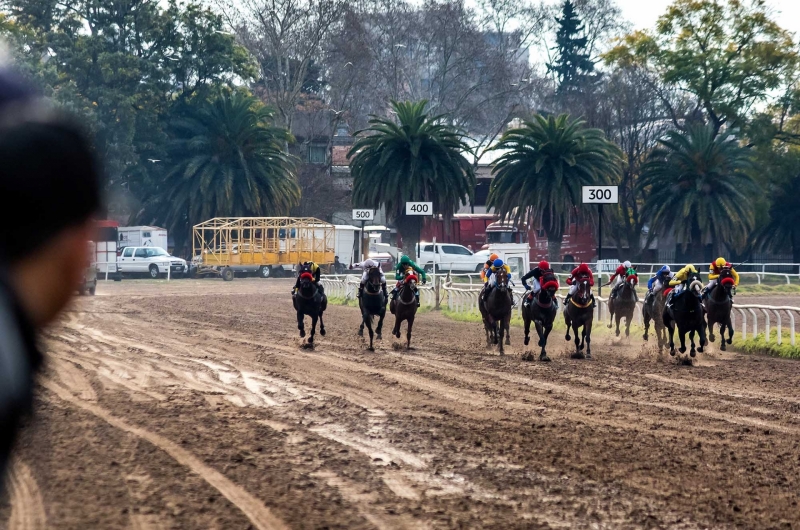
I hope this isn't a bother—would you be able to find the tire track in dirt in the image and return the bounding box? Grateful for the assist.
[5,460,47,530]
[39,378,288,530]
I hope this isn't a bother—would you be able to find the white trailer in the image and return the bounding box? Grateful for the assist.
[333,225,361,267]
[488,243,531,278]
[119,226,168,250]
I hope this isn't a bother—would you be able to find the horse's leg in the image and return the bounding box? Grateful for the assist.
[625,311,632,338]
[308,314,317,344]
[523,314,531,347]
[498,320,505,356]
[726,316,734,346]
[697,320,707,354]
[297,311,306,338]
[708,314,716,342]
[615,312,622,337]
[575,321,582,351]
[319,312,326,336]
[504,315,511,346]
[366,316,374,351]
[406,315,414,350]
[667,319,676,356]
[564,311,572,342]
[393,314,402,339]
[536,321,546,348]
[540,323,552,362]
[585,320,592,359]
[376,311,385,341]
[678,328,687,354]
[643,310,651,341]
[607,303,614,329]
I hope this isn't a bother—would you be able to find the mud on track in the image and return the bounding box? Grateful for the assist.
[2,278,800,529]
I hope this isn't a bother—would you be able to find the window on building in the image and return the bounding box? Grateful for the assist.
[308,144,327,165]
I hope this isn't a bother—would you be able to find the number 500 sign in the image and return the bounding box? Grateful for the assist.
[582,186,618,204]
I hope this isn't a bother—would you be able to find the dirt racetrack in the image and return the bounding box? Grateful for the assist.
[2,279,800,529]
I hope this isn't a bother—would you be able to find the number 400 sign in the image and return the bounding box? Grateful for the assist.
[582,186,618,204]
[406,202,433,215]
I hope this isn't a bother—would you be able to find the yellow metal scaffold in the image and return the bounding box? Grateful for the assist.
[192,217,336,280]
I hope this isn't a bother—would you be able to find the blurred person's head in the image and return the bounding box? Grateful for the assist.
[0,104,102,327]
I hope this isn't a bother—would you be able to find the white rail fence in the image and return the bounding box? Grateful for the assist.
[321,275,800,347]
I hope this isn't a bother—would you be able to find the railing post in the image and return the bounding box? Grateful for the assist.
[776,311,782,345]
[748,308,758,338]
[761,309,770,343]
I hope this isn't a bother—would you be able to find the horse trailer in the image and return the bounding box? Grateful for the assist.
[192,217,336,280]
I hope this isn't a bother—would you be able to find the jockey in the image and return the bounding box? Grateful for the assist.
[668,264,699,298]
[645,265,673,303]
[704,257,740,297]
[392,255,427,307]
[480,253,500,283]
[521,260,556,307]
[565,263,595,306]
[292,261,324,296]
[482,258,512,301]
[353,258,388,299]
[605,260,634,300]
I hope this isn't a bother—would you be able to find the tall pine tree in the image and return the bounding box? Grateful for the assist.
[547,1,595,94]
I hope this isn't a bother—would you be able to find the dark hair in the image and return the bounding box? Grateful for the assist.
[0,108,102,262]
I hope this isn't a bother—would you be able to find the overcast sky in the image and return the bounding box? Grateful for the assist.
[608,0,800,35]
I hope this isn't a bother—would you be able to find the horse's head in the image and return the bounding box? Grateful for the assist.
[576,278,592,303]
[687,271,703,295]
[298,271,316,296]
[626,274,638,289]
[403,271,418,289]
[494,267,509,292]
[366,266,382,292]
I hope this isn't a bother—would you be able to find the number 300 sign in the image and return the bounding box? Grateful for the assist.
[582,186,618,204]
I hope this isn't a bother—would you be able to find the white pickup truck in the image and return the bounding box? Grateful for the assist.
[118,246,188,279]
[416,243,487,273]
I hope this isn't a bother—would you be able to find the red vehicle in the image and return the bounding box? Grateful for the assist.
[421,214,498,251]
[425,212,596,266]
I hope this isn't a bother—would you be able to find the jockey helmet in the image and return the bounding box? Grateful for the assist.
[623,260,631,268]
[715,257,726,268]
[489,253,499,262]
[400,255,412,266]
[686,264,697,273]
[538,260,549,269]
[362,258,378,268]
[493,258,504,268]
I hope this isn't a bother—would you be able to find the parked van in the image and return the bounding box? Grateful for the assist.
[119,226,169,252]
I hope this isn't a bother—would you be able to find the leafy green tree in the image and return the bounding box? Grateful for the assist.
[2,0,255,218]
[348,100,476,261]
[141,92,300,252]
[547,1,595,95]
[605,0,798,135]
[638,124,756,261]
[487,114,622,262]
[754,171,800,270]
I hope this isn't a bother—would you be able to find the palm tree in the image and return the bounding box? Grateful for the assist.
[753,172,800,272]
[348,100,475,261]
[487,114,622,262]
[638,124,756,262]
[145,91,300,252]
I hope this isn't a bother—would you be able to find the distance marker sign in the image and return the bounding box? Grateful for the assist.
[582,186,619,204]
[352,209,374,221]
[405,202,433,215]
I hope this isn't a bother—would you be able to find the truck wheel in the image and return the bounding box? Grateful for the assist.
[89,285,96,296]
[475,264,484,273]
[149,265,160,279]
[562,255,575,272]
[222,267,235,282]
[424,264,433,274]
[78,287,86,296]
[258,266,271,279]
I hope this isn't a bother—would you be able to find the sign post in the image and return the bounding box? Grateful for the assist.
[582,186,618,298]
[352,209,375,262]
[406,202,435,306]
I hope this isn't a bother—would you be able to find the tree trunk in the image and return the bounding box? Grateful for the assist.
[547,235,563,264]
[396,214,422,262]
[792,227,800,275]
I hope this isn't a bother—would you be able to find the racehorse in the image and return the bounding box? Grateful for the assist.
[522,275,560,362]
[479,267,512,354]
[391,271,418,349]
[643,290,668,350]
[608,274,638,337]
[293,270,327,345]
[663,270,707,362]
[564,278,594,359]
[358,266,386,351]
[704,267,735,351]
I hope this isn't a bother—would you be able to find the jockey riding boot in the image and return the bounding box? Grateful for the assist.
[357,284,364,298]
[382,285,389,302]
[390,288,398,300]
[564,293,572,306]
[415,291,420,307]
